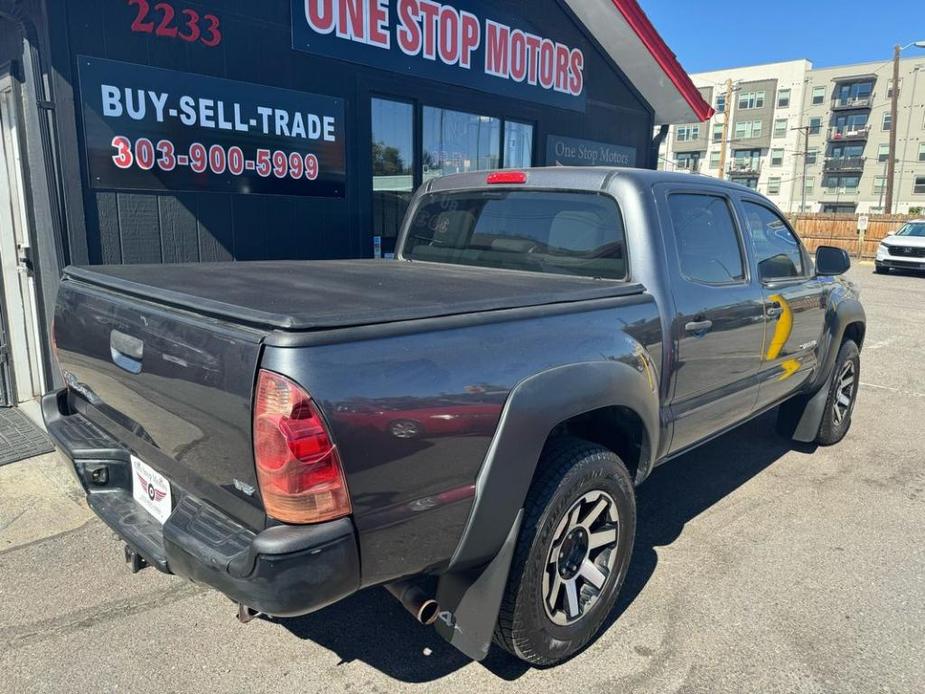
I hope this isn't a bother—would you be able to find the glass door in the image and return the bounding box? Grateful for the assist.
[371,98,416,257]
[422,106,500,182]
[370,96,535,258]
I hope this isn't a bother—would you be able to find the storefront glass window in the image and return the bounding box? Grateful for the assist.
[504,121,534,168]
[423,107,500,182]
[372,98,415,254]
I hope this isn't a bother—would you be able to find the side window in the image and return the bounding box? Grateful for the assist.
[667,193,746,284]
[742,201,805,280]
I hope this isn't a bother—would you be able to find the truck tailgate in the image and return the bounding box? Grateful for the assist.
[53,278,268,530]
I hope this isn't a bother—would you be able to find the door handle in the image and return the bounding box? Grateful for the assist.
[766,301,783,319]
[685,319,713,334]
[110,330,143,374]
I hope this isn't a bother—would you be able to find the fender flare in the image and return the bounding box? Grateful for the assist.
[793,296,866,442]
[435,360,659,660]
[447,359,660,571]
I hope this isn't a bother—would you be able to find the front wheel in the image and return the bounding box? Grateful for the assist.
[493,438,636,666]
[874,263,889,275]
[816,339,860,445]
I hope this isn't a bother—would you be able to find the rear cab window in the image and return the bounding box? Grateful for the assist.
[402,190,627,280]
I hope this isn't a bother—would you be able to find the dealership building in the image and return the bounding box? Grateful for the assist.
[0,0,710,409]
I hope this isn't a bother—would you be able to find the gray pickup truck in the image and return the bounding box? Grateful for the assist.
[45,167,865,666]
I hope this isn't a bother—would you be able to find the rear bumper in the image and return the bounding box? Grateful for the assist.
[43,390,360,617]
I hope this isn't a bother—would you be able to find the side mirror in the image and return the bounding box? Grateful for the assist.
[887,230,897,236]
[815,245,851,276]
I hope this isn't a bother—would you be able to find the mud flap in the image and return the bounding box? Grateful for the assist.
[434,510,523,661]
[792,383,829,443]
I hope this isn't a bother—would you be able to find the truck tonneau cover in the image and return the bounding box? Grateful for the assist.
[64,260,644,331]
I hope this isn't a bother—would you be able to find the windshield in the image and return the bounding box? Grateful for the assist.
[895,222,925,238]
[402,190,627,280]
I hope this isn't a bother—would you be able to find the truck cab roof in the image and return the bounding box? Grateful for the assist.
[422,166,758,196]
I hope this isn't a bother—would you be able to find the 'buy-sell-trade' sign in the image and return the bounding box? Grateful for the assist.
[292,0,587,111]
[79,56,346,197]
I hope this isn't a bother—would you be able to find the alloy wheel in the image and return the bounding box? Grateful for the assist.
[833,360,856,426]
[542,490,620,626]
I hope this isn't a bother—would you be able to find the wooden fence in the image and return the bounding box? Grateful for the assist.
[786,213,918,258]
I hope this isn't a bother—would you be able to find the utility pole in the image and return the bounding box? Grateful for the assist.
[792,125,811,213]
[717,78,734,180]
[884,44,901,214]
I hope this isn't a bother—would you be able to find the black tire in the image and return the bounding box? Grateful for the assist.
[493,437,636,666]
[815,339,860,445]
[874,263,889,274]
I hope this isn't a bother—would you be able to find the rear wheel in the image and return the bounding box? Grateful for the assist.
[493,438,636,666]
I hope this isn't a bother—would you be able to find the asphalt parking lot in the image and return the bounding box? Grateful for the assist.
[1,263,923,694]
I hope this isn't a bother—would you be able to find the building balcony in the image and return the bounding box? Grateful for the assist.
[824,156,866,172]
[675,161,701,173]
[727,161,761,176]
[831,96,873,110]
[828,125,870,141]
[822,187,860,196]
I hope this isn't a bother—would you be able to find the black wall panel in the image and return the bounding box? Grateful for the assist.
[59,0,655,266]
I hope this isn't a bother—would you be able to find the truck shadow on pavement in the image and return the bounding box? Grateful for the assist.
[279,409,814,682]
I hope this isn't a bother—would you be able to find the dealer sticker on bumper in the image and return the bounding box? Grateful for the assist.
[131,455,172,524]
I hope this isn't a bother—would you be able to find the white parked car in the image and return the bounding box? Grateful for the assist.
[876,220,925,274]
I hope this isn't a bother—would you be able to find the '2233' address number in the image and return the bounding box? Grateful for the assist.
[128,0,221,48]
[111,136,321,181]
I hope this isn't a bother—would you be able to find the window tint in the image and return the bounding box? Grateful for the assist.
[405,191,627,280]
[668,194,745,284]
[742,202,805,280]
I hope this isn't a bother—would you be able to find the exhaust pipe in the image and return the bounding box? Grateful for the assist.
[385,580,440,625]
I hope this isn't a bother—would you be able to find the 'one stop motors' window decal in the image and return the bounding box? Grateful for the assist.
[79,56,346,197]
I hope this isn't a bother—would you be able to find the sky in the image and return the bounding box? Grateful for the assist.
[638,0,925,74]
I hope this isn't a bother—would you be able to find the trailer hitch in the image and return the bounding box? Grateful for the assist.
[123,544,148,574]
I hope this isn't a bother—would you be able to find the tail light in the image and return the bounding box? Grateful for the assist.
[486,170,527,184]
[253,369,351,524]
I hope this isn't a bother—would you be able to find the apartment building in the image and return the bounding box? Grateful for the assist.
[660,56,925,214]
[804,59,924,213]
[660,60,811,211]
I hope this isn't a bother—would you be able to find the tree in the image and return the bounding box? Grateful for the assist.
[372,141,406,176]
